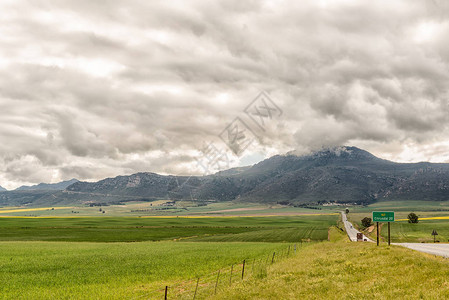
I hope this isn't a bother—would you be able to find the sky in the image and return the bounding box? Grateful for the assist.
[1,0,449,189]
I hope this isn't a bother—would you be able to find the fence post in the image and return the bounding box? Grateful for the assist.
[288,245,290,256]
[214,270,220,295]
[230,264,233,286]
[164,286,168,300]
[294,244,297,253]
[242,259,246,280]
[193,278,199,300]
[271,252,276,264]
[251,258,255,274]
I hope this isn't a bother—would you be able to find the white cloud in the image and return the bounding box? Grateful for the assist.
[0,0,449,189]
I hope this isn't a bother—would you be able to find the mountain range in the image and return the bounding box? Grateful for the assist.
[15,179,79,191]
[0,185,6,192]
[1,146,449,206]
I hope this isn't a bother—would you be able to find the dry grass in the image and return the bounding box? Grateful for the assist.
[214,231,449,299]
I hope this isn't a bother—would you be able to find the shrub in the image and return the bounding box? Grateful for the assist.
[361,217,372,228]
[408,213,419,223]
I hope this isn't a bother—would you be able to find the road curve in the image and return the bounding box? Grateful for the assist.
[341,212,372,242]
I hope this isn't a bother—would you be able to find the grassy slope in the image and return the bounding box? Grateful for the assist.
[215,231,449,299]
[0,241,286,299]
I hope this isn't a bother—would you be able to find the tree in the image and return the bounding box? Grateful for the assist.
[345,208,349,214]
[361,217,372,228]
[408,212,419,223]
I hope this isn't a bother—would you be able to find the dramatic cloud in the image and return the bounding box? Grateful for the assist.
[1,0,449,189]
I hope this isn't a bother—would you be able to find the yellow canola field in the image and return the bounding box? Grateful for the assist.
[0,207,72,214]
[397,216,449,221]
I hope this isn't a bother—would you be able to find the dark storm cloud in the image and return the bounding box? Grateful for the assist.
[1,0,449,189]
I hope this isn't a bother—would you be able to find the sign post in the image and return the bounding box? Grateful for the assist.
[376,222,379,246]
[432,229,438,243]
[372,211,395,246]
[388,222,390,246]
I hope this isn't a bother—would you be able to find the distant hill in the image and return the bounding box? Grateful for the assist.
[0,185,6,192]
[3,146,449,206]
[15,179,79,191]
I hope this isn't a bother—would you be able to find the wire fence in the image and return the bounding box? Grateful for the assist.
[133,242,312,299]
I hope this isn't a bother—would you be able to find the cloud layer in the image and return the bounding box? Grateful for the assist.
[1,0,449,189]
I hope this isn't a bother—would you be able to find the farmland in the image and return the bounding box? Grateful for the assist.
[3,200,449,298]
[0,215,338,242]
[0,241,288,299]
[0,201,337,217]
[383,219,449,243]
[0,214,337,299]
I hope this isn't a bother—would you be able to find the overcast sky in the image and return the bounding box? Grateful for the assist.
[1,0,449,189]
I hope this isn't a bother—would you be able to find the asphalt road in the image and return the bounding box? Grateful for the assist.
[341,212,372,242]
[394,243,449,258]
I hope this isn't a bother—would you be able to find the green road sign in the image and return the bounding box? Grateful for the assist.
[373,211,395,222]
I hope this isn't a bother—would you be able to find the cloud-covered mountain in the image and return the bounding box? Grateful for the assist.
[2,146,449,207]
[14,179,79,191]
[62,146,449,204]
[0,185,6,192]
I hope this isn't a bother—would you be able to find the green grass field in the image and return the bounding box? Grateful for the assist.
[388,220,449,243]
[0,214,337,299]
[0,215,338,242]
[0,241,288,299]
